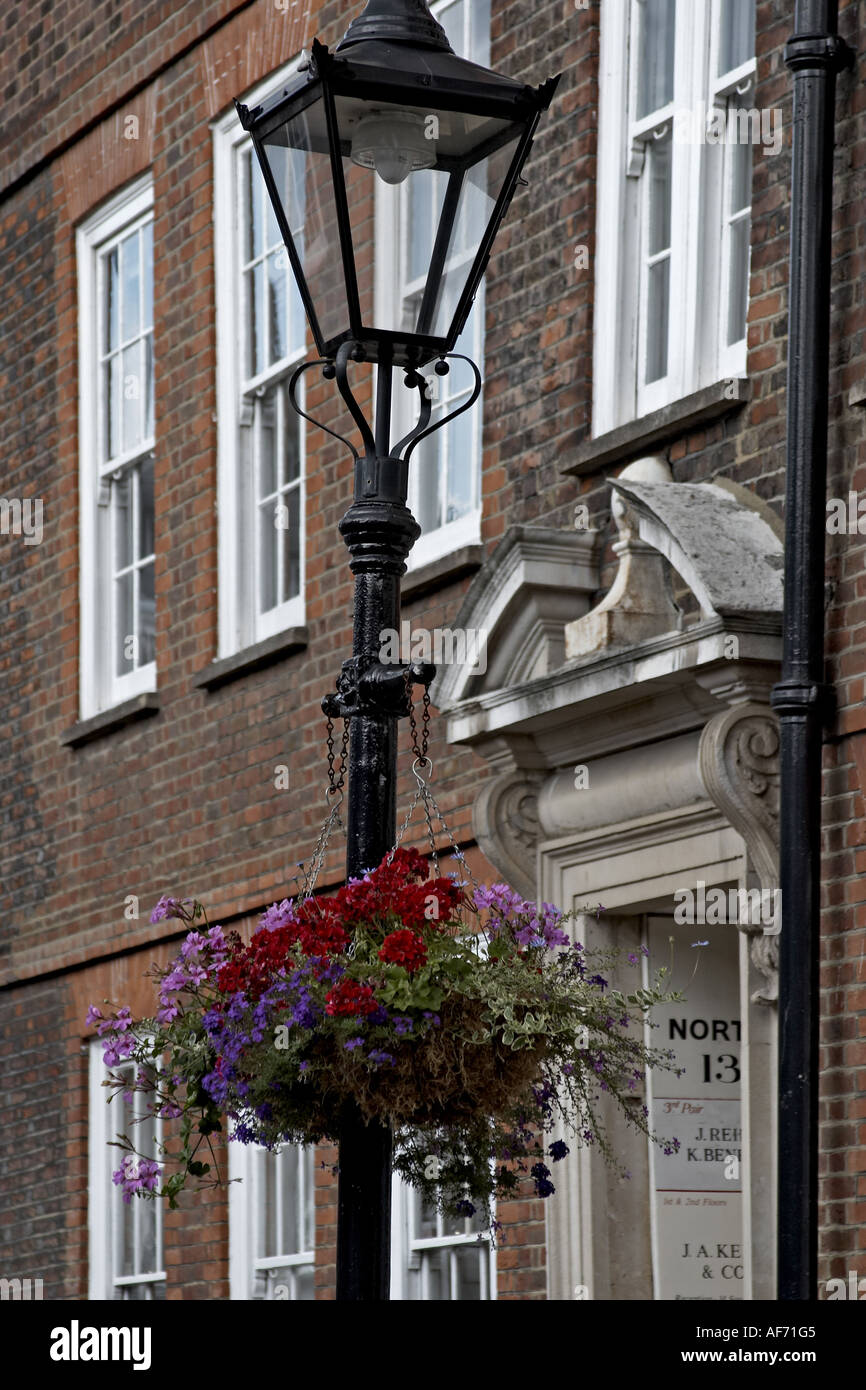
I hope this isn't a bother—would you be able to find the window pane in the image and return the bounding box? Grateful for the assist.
[245,150,263,263]
[114,473,133,572]
[284,399,301,485]
[115,569,135,676]
[637,0,676,119]
[259,1152,277,1259]
[302,1149,314,1252]
[280,1147,300,1256]
[106,354,122,461]
[438,0,465,53]
[414,431,444,533]
[648,136,672,256]
[144,333,154,439]
[268,251,287,364]
[470,0,491,61]
[281,486,301,602]
[295,1265,315,1301]
[446,403,475,523]
[416,1194,439,1241]
[247,263,264,378]
[289,231,306,355]
[265,173,281,251]
[122,341,143,453]
[646,257,670,383]
[408,171,435,285]
[141,221,153,331]
[139,562,155,666]
[727,216,749,345]
[105,246,119,353]
[454,1245,483,1299]
[120,230,141,343]
[730,136,751,216]
[718,0,755,75]
[423,1248,447,1299]
[139,456,154,559]
[259,393,277,499]
[259,502,278,613]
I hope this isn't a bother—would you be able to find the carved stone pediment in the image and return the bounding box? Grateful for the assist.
[432,526,598,709]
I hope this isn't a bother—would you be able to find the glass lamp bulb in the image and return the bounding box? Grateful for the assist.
[350,110,436,186]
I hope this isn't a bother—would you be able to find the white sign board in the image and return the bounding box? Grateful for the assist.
[647,917,744,1300]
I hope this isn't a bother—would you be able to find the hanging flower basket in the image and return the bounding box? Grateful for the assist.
[91,846,682,1222]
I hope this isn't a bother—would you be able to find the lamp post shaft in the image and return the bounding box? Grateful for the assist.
[333,373,421,1299]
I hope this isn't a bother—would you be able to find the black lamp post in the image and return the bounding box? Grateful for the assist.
[236,0,558,1301]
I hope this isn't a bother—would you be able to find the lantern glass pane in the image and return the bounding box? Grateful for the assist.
[333,89,520,346]
[261,102,351,347]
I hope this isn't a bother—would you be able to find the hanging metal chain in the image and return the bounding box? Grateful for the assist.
[398,671,480,893]
[404,669,431,767]
[298,711,350,901]
[325,714,350,799]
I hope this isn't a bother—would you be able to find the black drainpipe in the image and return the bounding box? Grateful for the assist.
[770,0,852,1301]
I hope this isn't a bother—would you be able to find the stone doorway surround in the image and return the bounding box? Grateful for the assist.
[433,460,784,1300]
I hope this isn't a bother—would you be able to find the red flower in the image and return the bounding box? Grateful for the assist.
[335,850,464,931]
[295,900,349,958]
[324,979,379,1017]
[378,929,428,973]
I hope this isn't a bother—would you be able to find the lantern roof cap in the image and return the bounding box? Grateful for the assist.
[336,0,453,53]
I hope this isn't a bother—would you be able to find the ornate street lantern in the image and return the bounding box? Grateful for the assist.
[233,0,559,1302]
[236,0,559,370]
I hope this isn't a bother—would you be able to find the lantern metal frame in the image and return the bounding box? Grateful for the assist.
[236,32,559,369]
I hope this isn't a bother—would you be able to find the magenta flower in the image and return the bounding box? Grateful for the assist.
[112,1155,161,1204]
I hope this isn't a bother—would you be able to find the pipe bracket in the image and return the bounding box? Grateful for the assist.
[784,33,855,73]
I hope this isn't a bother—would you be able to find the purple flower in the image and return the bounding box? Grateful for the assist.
[393,1015,413,1036]
[260,899,296,931]
[102,1033,135,1066]
[151,896,183,924]
[85,1005,103,1028]
[530,1162,555,1198]
[549,1140,570,1162]
[455,1198,476,1219]
[344,1037,364,1051]
[112,1155,161,1204]
[368,1049,395,1067]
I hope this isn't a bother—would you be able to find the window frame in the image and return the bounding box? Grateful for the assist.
[389,1174,496,1300]
[88,1038,166,1301]
[213,60,308,661]
[77,175,156,719]
[374,0,489,571]
[228,1140,316,1300]
[593,0,753,436]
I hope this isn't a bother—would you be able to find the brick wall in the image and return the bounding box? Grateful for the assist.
[1,0,864,1299]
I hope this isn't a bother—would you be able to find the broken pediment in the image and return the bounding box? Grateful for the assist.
[431,525,598,710]
[565,461,784,660]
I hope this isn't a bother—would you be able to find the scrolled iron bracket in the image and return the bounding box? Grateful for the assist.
[397,354,482,464]
[289,346,482,465]
[288,356,362,462]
